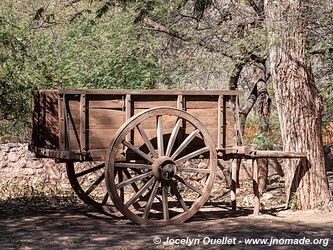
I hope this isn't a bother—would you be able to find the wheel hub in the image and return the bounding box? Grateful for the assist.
[152,156,177,181]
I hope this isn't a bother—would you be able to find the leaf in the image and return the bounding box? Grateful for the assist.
[134,9,148,23]
[177,0,189,10]
[69,11,83,23]
[193,0,212,19]
[33,7,44,21]
[96,1,114,19]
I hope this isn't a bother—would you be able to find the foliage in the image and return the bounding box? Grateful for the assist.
[0,0,332,143]
[0,1,167,142]
[244,112,281,149]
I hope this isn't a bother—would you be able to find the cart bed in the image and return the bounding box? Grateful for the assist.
[30,89,242,161]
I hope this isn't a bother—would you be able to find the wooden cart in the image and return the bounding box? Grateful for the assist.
[30,89,305,224]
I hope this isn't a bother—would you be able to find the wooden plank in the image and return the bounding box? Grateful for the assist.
[157,115,164,156]
[185,95,218,109]
[131,113,178,130]
[88,97,124,109]
[225,99,236,147]
[125,94,132,144]
[58,89,243,96]
[249,150,306,158]
[87,129,119,149]
[80,94,87,151]
[184,127,219,147]
[88,109,125,129]
[136,124,158,158]
[231,159,237,211]
[252,159,260,215]
[217,95,224,149]
[186,109,218,129]
[59,94,65,151]
[177,95,183,110]
[125,94,131,120]
[43,91,59,148]
[133,98,177,109]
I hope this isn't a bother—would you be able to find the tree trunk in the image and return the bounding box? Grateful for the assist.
[265,0,331,208]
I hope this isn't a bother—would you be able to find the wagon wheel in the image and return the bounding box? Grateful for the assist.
[66,161,117,215]
[106,107,217,224]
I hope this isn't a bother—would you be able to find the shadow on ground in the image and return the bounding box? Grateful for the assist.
[0,199,332,249]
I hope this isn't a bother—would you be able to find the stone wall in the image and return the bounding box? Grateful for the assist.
[0,143,68,187]
[1,143,332,193]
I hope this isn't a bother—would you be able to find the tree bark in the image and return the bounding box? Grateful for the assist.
[265,0,331,208]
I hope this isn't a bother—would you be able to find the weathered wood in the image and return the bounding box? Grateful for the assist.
[105,107,217,224]
[217,95,224,149]
[177,95,183,110]
[250,150,306,159]
[165,118,182,157]
[80,94,87,151]
[88,109,125,129]
[31,89,241,161]
[88,97,123,109]
[252,159,260,215]
[157,115,164,156]
[231,159,237,211]
[58,89,243,96]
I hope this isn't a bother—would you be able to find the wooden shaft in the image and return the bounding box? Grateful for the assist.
[252,159,260,215]
[231,159,237,211]
[250,150,306,158]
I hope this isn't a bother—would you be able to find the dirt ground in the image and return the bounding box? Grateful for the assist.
[0,200,332,249]
[1,171,332,249]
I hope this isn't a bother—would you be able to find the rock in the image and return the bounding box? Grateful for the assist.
[11,159,26,171]
[36,168,44,174]
[45,163,61,180]
[23,168,34,175]
[1,160,7,168]
[8,152,19,162]
[7,143,18,149]
[32,160,44,169]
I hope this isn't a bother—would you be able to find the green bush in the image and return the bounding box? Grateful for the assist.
[0,2,167,142]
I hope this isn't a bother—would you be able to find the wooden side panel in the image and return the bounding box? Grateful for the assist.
[132,95,177,149]
[225,98,236,147]
[184,96,219,146]
[87,95,125,150]
[32,90,59,149]
[132,95,178,114]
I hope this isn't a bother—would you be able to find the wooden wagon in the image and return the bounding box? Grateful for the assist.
[29,89,305,224]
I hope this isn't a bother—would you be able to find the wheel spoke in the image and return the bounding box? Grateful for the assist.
[115,162,152,170]
[101,192,109,205]
[162,183,169,221]
[177,167,210,174]
[165,118,182,157]
[171,129,199,160]
[123,169,140,192]
[137,124,158,159]
[174,175,203,196]
[85,172,105,195]
[75,163,105,178]
[175,147,209,164]
[169,180,189,212]
[116,171,152,189]
[123,140,154,163]
[118,170,124,202]
[157,115,164,156]
[125,177,155,207]
[143,180,160,219]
